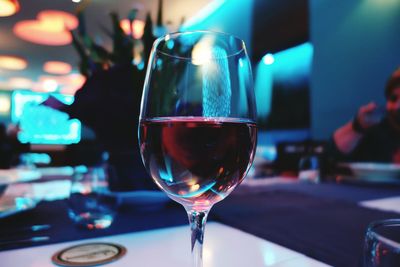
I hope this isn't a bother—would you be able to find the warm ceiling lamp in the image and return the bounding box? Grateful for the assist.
[0,55,27,70]
[0,95,11,113]
[13,10,78,46]
[33,77,59,92]
[9,77,33,89]
[43,61,72,75]
[60,73,86,95]
[0,0,20,17]
[35,73,86,94]
[120,19,145,39]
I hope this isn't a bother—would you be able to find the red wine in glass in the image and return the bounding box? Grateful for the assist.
[139,117,257,210]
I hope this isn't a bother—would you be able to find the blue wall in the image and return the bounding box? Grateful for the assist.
[182,0,254,56]
[255,43,313,124]
[310,0,400,139]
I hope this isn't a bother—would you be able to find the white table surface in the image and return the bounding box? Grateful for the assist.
[360,196,400,214]
[0,222,330,267]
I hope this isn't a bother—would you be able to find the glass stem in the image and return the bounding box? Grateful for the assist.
[186,208,210,267]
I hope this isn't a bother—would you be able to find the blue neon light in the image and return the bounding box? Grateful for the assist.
[271,42,313,82]
[262,53,275,65]
[255,42,313,121]
[181,0,227,29]
[11,91,81,145]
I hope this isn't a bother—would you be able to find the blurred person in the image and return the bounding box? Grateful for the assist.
[0,123,13,168]
[0,123,28,168]
[331,67,400,163]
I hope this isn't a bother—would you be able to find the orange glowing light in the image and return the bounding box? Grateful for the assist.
[32,79,58,92]
[32,75,60,92]
[0,95,11,113]
[9,77,33,88]
[120,19,145,39]
[34,73,86,95]
[0,0,19,17]
[68,73,86,85]
[38,10,78,30]
[0,55,27,70]
[43,79,58,92]
[60,73,86,95]
[43,61,72,75]
[13,10,78,46]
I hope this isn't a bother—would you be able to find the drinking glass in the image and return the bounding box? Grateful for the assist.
[139,31,257,267]
[68,166,117,230]
[364,219,400,267]
[298,155,320,183]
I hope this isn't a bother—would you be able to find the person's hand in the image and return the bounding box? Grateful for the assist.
[355,102,384,130]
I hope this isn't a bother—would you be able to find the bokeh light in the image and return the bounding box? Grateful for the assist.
[262,54,275,65]
[33,73,85,94]
[0,55,27,70]
[13,10,78,46]
[43,61,72,75]
[0,94,11,113]
[60,73,86,95]
[9,77,33,89]
[120,19,145,39]
[0,0,19,17]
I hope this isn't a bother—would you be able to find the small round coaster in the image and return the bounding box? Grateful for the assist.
[52,242,126,267]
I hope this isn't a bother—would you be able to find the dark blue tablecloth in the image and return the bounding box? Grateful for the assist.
[213,188,400,267]
[0,200,187,251]
[252,181,400,202]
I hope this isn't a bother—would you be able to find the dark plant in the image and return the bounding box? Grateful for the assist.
[43,1,170,191]
[46,4,160,152]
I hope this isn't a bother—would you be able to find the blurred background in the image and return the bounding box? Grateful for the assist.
[1,2,400,263]
[0,0,399,175]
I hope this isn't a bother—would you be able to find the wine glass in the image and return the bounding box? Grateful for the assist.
[138,31,257,267]
[364,219,400,267]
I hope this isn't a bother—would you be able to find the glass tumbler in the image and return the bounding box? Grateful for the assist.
[298,155,320,183]
[68,166,117,229]
[364,219,400,267]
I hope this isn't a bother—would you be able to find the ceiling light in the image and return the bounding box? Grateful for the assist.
[33,76,59,92]
[0,95,11,113]
[42,79,58,92]
[60,73,86,95]
[38,10,78,30]
[13,10,78,46]
[262,54,275,65]
[43,61,72,75]
[9,77,33,88]
[35,74,85,95]
[0,0,20,17]
[0,55,27,70]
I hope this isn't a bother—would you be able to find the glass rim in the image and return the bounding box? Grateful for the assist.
[367,218,400,249]
[139,116,257,124]
[153,30,246,61]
